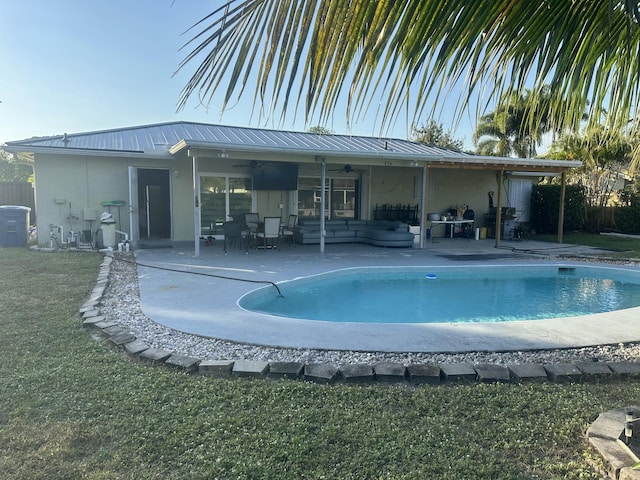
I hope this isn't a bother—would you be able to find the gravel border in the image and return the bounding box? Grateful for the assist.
[98,252,640,367]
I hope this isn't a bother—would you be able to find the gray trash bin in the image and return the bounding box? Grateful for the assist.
[0,205,31,247]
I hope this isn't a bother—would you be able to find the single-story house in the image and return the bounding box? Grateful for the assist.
[3,121,581,254]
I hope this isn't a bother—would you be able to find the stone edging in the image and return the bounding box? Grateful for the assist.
[587,406,640,479]
[79,255,640,387]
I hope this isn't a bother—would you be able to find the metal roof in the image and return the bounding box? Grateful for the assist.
[3,121,581,171]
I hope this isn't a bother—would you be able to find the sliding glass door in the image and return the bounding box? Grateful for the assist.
[200,175,252,236]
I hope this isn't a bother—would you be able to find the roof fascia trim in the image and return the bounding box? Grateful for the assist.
[175,140,581,171]
[173,139,462,160]
[3,145,170,159]
[4,138,582,172]
[426,159,581,171]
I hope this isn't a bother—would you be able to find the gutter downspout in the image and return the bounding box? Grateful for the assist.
[320,157,326,254]
[192,152,201,258]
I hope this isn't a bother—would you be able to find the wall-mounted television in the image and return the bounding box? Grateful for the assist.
[252,162,299,190]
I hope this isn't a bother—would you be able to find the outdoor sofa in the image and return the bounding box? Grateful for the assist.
[293,219,414,247]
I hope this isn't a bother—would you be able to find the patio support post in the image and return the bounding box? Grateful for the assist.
[192,152,201,258]
[319,157,326,254]
[494,170,504,248]
[419,164,429,249]
[557,171,566,244]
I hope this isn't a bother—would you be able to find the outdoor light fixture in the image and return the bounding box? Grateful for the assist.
[624,409,640,445]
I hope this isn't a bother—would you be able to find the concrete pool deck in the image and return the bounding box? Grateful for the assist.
[133,238,640,353]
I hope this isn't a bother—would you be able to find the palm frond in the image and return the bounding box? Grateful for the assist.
[176,0,640,138]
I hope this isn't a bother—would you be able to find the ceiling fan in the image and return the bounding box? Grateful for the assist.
[328,164,364,173]
[232,160,264,169]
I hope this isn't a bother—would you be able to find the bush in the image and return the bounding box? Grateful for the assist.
[530,184,586,233]
[614,189,640,234]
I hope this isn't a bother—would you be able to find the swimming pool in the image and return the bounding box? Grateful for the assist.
[240,265,640,324]
[137,245,640,352]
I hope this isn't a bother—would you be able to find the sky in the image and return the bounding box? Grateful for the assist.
[0,1,479,148]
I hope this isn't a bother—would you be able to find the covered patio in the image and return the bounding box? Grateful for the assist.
[170,129,581,257]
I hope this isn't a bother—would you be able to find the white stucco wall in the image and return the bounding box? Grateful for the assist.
[32,153,195,246]
[32,150,534,246]
[425,168,499,225]
[369,167,502,226]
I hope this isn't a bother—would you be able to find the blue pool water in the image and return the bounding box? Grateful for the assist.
[239,265,640,324]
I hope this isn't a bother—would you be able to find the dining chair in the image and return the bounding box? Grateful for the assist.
[244,212,259,229]
[280,214,298,245]
[243,212,259,248]
[256,217,281,249]
[222,221,247,254]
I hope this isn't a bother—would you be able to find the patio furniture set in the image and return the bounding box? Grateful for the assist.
[219,214,417,251]
[221,213,298,252]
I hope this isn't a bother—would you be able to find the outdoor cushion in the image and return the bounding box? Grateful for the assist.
[294,218,413,247]
[332,229,357,239]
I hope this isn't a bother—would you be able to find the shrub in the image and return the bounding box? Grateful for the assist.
[530,184,586,233]
[614,189,640,234]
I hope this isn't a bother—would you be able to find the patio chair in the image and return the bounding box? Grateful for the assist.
[256,217,281,249]
[460,209,475,240]
[244,212,259,229]
[509,210,528,241]
[280,214,298,245]
[222,221,247,254]
[243,212,260,248]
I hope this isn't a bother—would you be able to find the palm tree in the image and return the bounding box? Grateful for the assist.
[473,88,552,158]
[176,1,640,144]
[473,113,520,158]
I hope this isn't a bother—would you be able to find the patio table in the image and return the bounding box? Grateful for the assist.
[429,219,474,240]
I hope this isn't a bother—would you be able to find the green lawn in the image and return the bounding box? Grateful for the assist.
[534,231,640,259]
[1,247,638,479]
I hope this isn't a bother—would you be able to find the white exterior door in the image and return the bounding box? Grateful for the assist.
[508,178,533,222]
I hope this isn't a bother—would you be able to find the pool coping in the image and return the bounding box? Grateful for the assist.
[82,254,640,385]
[82,254,640,378]
[134,253,640,353]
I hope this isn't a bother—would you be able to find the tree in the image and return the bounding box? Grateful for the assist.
[307,126,334,134]
[546,125,636,230]
[549,126,634,207]
[176,1,640,146]
[0,148,32,183]
[410,120,464,151]
[473,88,552,158]
[473,109,523,158]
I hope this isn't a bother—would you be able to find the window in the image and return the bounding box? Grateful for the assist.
[297,177,359,219]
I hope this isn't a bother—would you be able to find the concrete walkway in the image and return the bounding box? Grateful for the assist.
[133,238,640,353]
